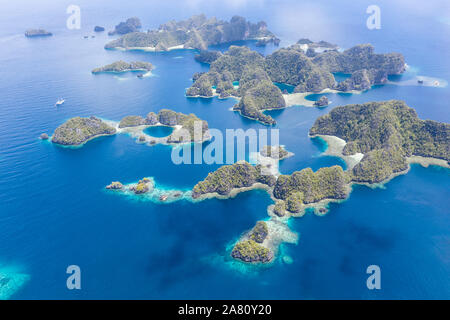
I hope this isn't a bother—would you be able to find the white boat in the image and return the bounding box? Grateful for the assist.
[55,99,65,106]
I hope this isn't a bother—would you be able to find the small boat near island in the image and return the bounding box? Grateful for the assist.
[159,194,168,201]
[55,99,65,106]
[137,73,144,78]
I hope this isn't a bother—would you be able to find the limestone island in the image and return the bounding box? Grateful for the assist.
[25,29,52,37]
[117,109,210,144]
[51,110,209,147]
[91,60,153,74]
[108,17,141,36]
[186,42,405,124]
[51,116,116,146]
[231,221,273,262]
[186,100,448,263]
[104,14,279,51]
[309,100,449,184]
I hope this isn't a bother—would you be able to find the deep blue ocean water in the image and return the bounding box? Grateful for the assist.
[0,0,449,299]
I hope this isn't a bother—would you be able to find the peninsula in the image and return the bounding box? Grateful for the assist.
[104,14,279,51]
[91,60,153,74]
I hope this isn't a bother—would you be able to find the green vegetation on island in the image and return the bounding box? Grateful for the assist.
[273,201,286,217]
[194,50,222,64]
[51,116,116,146]
[92,60,153,73]
[129,178,153,194]
[273,166,350,209]
[265,48,335,93]
[187,42,405,124]
[187,46,285,124]
[248,221,268,243]
[118,115,147,128]
[231,239,273,263]
[191,161,276,198]
[312,44,405,74]
[105,14,279,51]
[309,100,450,183]
[108,17,141,36]
[106,181,123,190]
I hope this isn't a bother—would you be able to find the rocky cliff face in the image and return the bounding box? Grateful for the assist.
[108,17,141,36]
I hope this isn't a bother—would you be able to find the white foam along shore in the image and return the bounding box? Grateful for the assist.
[310,134,364,170]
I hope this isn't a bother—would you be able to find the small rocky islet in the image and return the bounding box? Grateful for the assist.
[91,60,153,74]
[108,17,141,36]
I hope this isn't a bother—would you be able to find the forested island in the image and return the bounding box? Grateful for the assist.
[186,42,405,124]
[91,60,153,73]
[310,100,450,184]
[186,100,449,263]
[51,116,116,146]
[104,14,279,51]
[51,110,209,146]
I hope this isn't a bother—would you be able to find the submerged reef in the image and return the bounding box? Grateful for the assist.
[0,269,30,300]
[105,14,279,51]
[91,60,153,73]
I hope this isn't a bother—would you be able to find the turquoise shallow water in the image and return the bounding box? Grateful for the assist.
[0,0,449,299]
